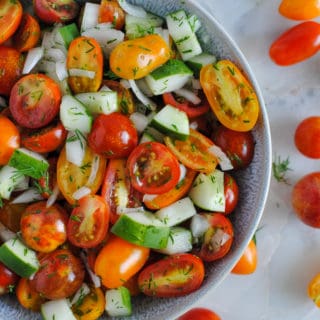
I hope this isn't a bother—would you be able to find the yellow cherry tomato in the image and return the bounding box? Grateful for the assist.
[308,273,320,307]
[109,34,170,80]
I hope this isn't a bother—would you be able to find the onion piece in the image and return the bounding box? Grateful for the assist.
[142,193,157,202]
[13,176,29,192]
[72,187,91,200]
[22,47,44,74]
[208,145,234,171]
[118,0,147,18]
[46,183,60,208]
[11,188,43,204]
[190,214,210,239]
[178,164,187,182]
[174,88,201,105]
[87,155,100,185]
[80,251,101,288]
[192,78,201,90]
[120,79,130,89]
[70,283,90,305]
[0,222,16,242]
[55,60,68,81]
[44,48,66,62]
[129,112,149,134]
[80,2,100,32]
[65,131,87,167]
[128,79,157,111]
[69,68,96,79]
[116,206,145,214]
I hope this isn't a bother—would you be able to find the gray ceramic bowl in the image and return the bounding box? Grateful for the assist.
[2,0,272,319]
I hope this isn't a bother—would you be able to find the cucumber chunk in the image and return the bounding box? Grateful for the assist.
[151,104,189,140]
[41,299,77,320]
[188,169,225,212]
[145,59,193,95]
[186,53,217,76]
[8,148,49,179]
[111,211,170,249]
[0,238,39,278]
[57,23,80,49]
[105,286,132,317]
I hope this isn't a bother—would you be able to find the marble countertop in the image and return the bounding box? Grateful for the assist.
[195,1,320,319]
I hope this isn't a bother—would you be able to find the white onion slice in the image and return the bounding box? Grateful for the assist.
[0,222,16,242]
[100,85,112,92]
[87,155,100,185]
[118,0,147,17]
[44,48,66,62]
[41,31,55,49]
[46,183,60,208]
[55,60,68,81]
[208,145,234,171]
[72,186,91,200]
[13,176,29,192]
[11,188,43,204]
[69,68,96,79]
[120,79,130,89]
[22,47,44,74]
[80,251,101,288]
[142,193,157,202]
[190,214,210,238]
[174,88,201,105]
[70,283,90,305]
[80,2,100,32]
[128,79,157,111]
[129,112,149,133]
[192,78,202,90]
[178,164,187,183]
[0,96,7,108]
[116,206,145,214]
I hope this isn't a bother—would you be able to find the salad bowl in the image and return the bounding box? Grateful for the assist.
[1,0,272,319]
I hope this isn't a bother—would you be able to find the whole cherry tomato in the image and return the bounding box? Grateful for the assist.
[269,21,320,66]
[0,262,19,295]
[178,308,221,320]
[231,239,257,274]
[294,116,320,159]
[308,273,320,307]
[224,173,239,215]
[98,0,125,30]
[279,0,320,20]
[292,172,320,228]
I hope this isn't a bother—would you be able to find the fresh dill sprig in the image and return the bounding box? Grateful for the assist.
[272,155,292,184]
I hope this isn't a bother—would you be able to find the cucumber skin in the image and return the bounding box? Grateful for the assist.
[58,23,80,48]
[150,59,192,80]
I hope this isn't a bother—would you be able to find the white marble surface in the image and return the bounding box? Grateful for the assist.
[195,1,320,319]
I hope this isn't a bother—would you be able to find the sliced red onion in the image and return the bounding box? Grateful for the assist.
[11,188,43,204]
[22,47,44,74]
[87,155,100,185]
[69,68,96,79]
[0,222,16,242]
[208,145,234,171]
[174,88,201,105]
[118,0,147,18]
[55,60,68,81]
[129,112,149,133]
[72,186,91,200]
[46,183,60,208]
[129,79,157,111]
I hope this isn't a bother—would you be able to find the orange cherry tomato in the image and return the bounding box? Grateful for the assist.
[178,308,221,320]
[67,36,103,93]
[110,34,171,80]
[200,60,260,132]
[21,121,67,153]
[0,0,23,45]
[12,13,40,52]
[231,239,257,274]
[0,46,23,96]
[98,0,125,30]
[0,115,20,165]
[16,278,46,311]
[164,128,218,174]
[57,145,107,205]
[279,0,320,20]
[94,235,150,289]
[308,273,320,307]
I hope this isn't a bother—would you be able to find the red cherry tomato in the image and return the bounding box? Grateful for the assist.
[0,262,19,295]
[279,0,320,20]
[37,157,58,199]
[294,116,320,159]
[20,201,68,253]
[138,253,205,298]
[33,0,79,24]
[212,125,255,170]
[88,112,138,158]
[292,172,320,228]
[269,21,320,66]
[127,141,181,194]
[30,249,85,300]
[98,0,125,30]
[67,194,110,248]
[224,173,239,215]
[0,46,23,96]
[231,239,257,274]
[198,213,234,262]
[9,73,61,129]
[178,308,221,320]
[21,121,67,153]
[162,92,210,119]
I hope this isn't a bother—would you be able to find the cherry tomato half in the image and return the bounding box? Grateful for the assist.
[127,141,181,194]
[178,308,221,320]
[20,201,68,253]
[292,172,320,228]
[67,195,110,248]
[0,115,20,166]
[294,116,320,159]
[33,0,79,24]
[0,262,19,295]
[308,273,320,307]
[200,60,260,132]
[30,249,85,300]
[269,21,320,66]
[9,73,61,129]
[212,125,255,170]
[198,213,234,262]
[279,0,320,20]
[0,201,26,233]
[0,0,23,45]
[224,173,239,215]
[231,239,257,274]
[94,235,150,289]
[88,112,138,158]
[0,46,23,96]
[98,0,125,30]
[138,253,205,298]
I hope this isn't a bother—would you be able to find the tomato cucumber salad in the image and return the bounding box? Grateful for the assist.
[0,0,260,318]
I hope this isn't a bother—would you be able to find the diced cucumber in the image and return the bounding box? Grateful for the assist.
[125,13,164,39]
[139,131,156,144]
[8,148,49,180]
[157,227,192,255]
[41,299,76,320]
[187,14,201,33]
[75,91,118,115]
[111,211,170,249]
[142,126,165,143]
[186,53,217,76]
[0,238,39,278]
[105,286,132,317]
[189,169,225,212]
[57,23,80,49]
[150,104,189,140]
[0,165,26,200]
[60,95,93,133]
[145,59,193,95]
[166,10,202,61]
[155,197,196,227]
